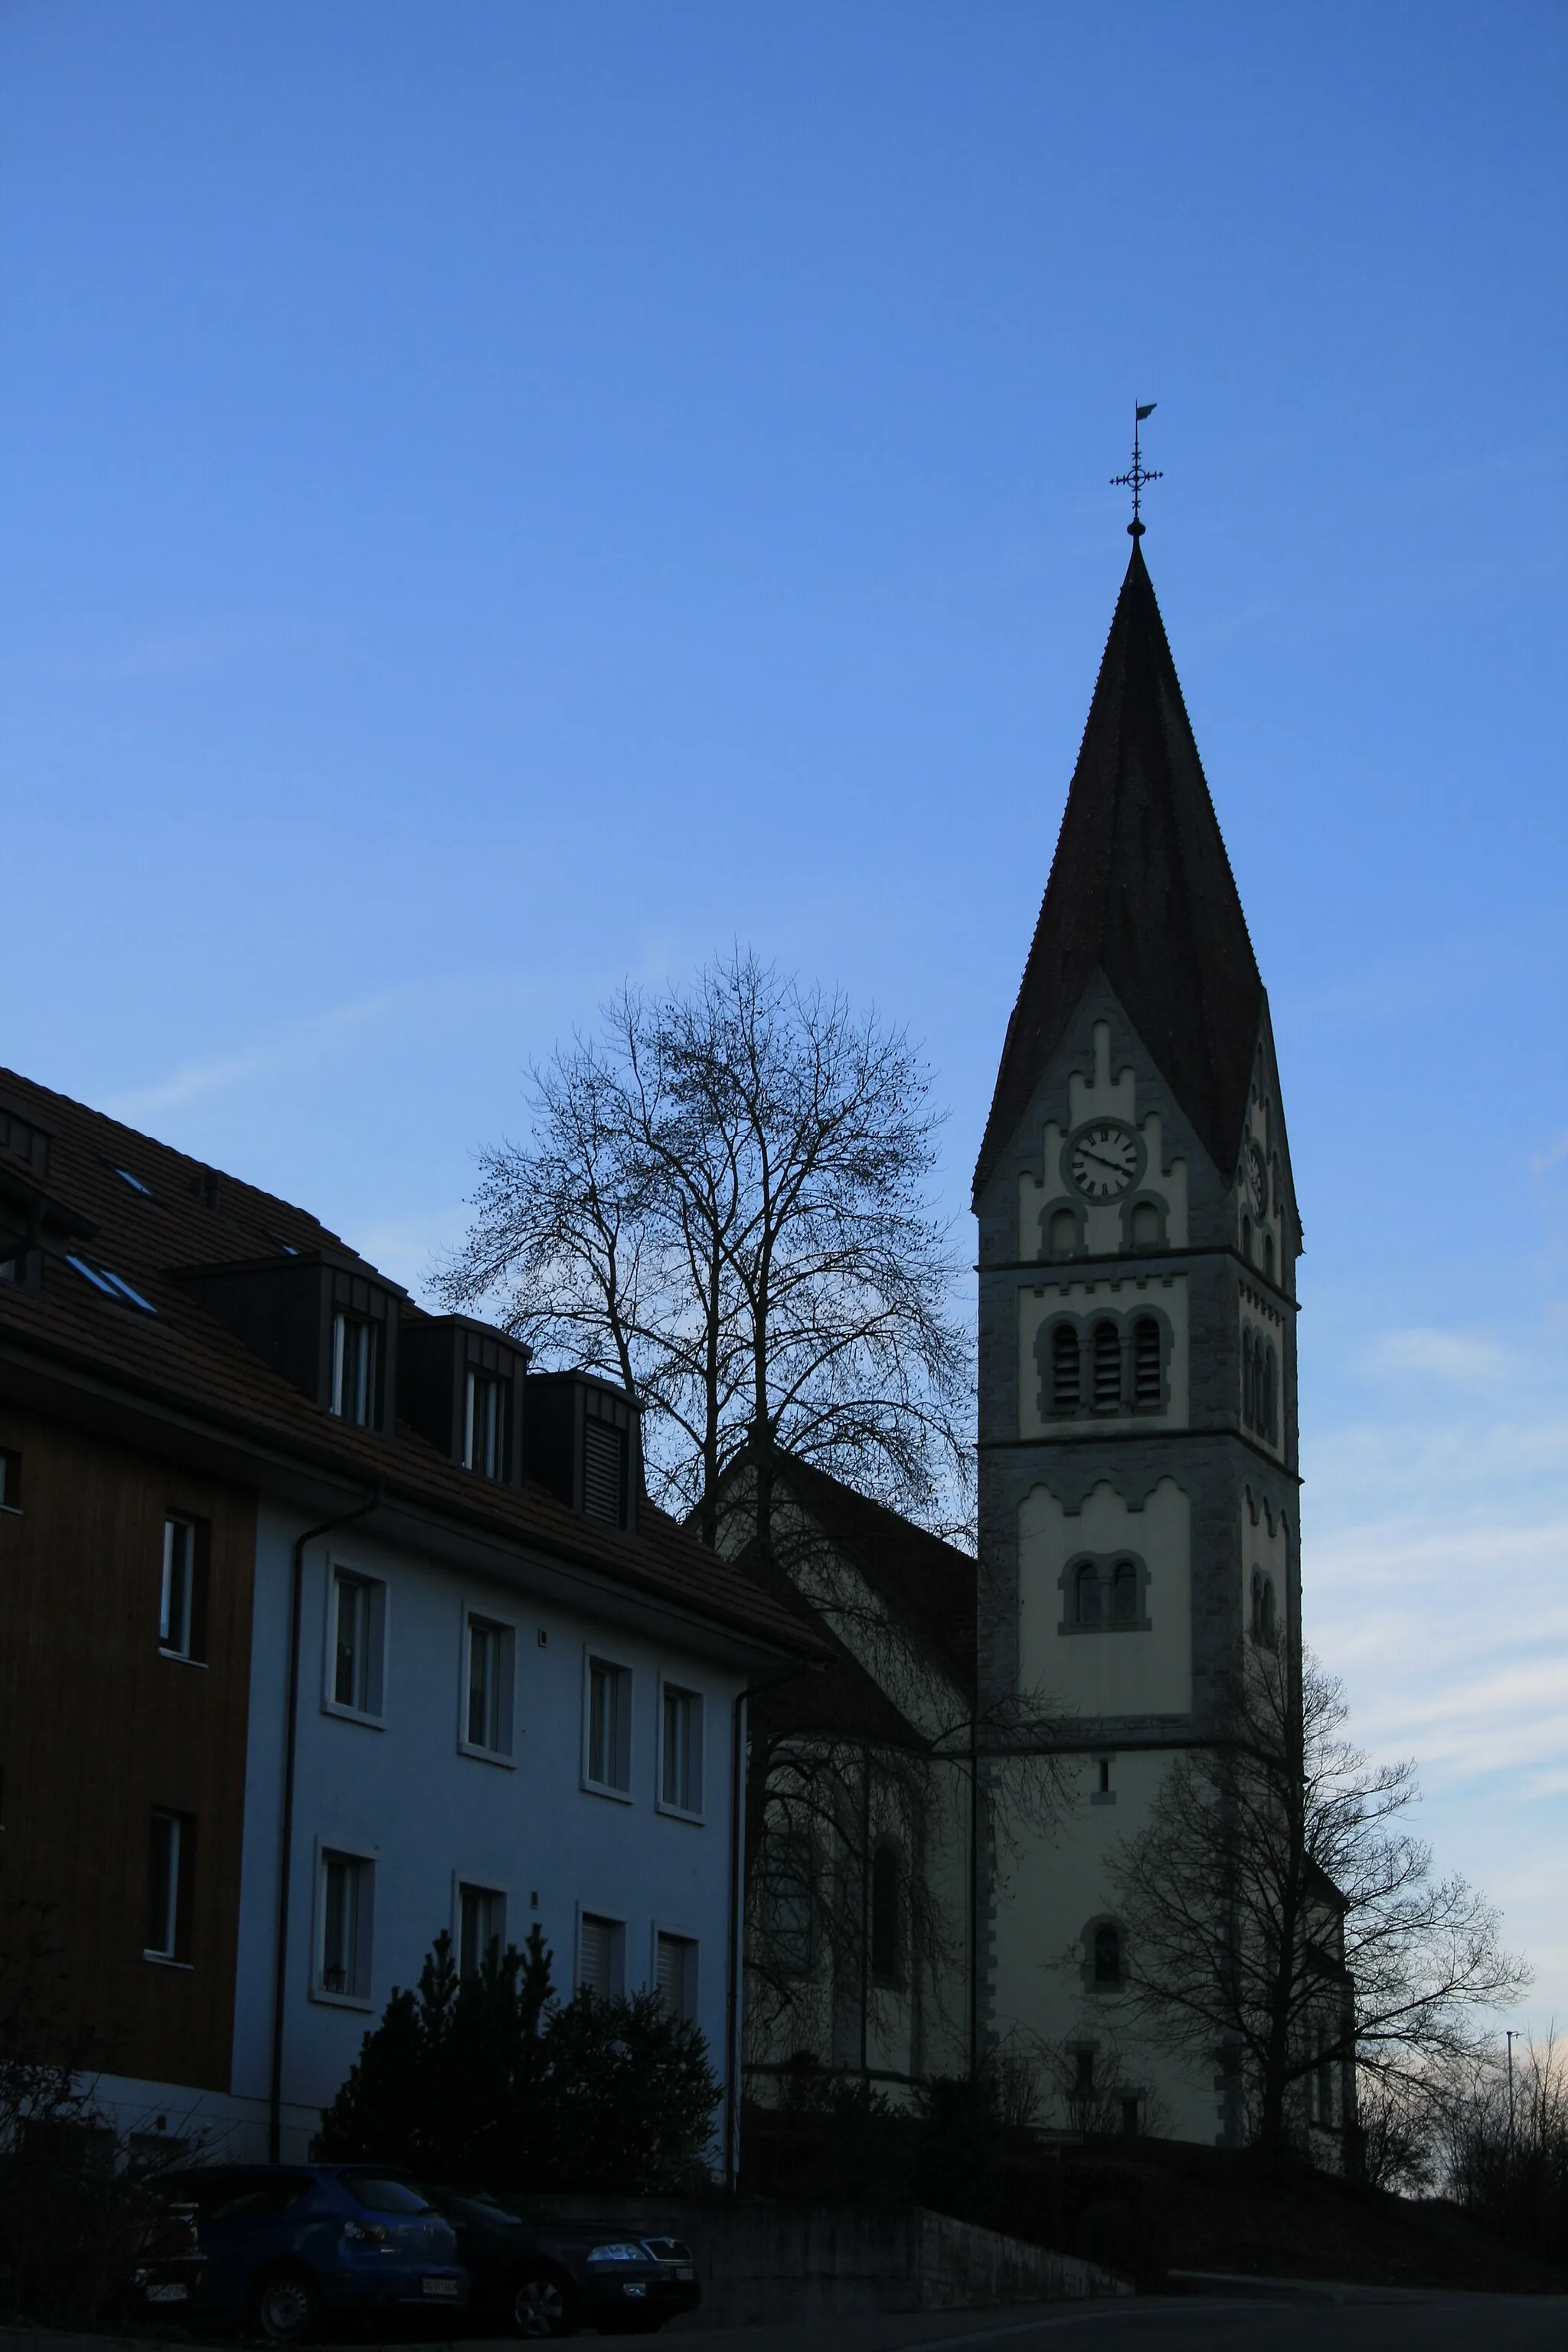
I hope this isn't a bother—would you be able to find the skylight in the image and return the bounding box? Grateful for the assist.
[66,1256,158,1315]
[112,1167,152,1195]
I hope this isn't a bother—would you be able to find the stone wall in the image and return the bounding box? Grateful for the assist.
[529,2196,1128,2327]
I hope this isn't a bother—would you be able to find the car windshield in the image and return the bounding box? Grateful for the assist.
[341,2173,432,2216]
[438,2191,527,2227]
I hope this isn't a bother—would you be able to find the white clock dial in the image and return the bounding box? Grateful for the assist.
[1068,1122,1139,1199]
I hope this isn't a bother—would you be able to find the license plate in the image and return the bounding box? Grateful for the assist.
[423,2278,459,2298]
[675,2268,694,2281]
[146,2285,188,2303]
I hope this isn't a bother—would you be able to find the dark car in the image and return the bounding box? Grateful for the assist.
[417,2187,699,2338]
[122,2196,207,2316]
[155,2164,467,2341]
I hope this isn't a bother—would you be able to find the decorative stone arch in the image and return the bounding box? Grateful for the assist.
[1040,1198,1086,1260]
[1120,1191,1168,1253]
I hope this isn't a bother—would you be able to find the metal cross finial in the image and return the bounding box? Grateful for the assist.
[1111,402,1162,538]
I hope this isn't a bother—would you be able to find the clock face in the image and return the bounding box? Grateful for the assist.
[1246,1141,1269,1217]
[1068,1121,1140,1200]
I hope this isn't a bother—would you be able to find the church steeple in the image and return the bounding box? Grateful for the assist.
[975,544,1263,1197]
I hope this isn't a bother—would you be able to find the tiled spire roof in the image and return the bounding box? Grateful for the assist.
[974,541,1263,1197]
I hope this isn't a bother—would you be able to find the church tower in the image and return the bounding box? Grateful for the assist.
[973,537,1302,2141]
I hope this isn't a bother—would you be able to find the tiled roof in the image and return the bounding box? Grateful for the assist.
[975,542,1264,1197]
[773,1454,977,1697]
[0,1067,820,1658]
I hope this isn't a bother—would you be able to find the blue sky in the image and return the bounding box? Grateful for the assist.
[3,3,1564,2030]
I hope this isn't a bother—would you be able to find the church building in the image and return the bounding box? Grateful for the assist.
[972,530,1302,2142]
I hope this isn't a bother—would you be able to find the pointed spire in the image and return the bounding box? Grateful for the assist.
[975,543,1263,1198]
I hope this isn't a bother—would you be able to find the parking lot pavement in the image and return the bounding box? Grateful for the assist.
[511,2284,1568,2352]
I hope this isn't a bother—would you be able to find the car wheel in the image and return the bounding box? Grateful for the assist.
[512,2269,575,2338]
[247,2265,325,2345]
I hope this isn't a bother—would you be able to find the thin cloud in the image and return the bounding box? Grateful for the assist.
[1357,1325,1508,1384]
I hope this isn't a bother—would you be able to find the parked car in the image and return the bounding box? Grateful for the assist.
[416,2186,699,2337]
[153,2164,467,2341]
[122,2196,207,2316]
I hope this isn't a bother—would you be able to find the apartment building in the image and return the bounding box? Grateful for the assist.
[0,1070,817,2163]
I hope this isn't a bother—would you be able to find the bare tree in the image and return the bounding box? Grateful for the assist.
[1106,1645,1528,2158]
[439,948,972,1548]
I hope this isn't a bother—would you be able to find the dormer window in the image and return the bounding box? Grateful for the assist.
[331,1310,381,1426]
[583,1393,629,1527]
[464,1370,512,1479]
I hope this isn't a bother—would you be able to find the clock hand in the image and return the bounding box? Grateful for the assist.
[1079,1149,1129,1175]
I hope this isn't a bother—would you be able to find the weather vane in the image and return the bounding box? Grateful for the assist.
[1112,402,1161,537]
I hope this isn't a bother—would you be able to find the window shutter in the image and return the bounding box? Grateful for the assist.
[655,1932,687,2014]
[580,1914,612,1998]
[1133,1317,1161,1405]
[582,1420,626,1526]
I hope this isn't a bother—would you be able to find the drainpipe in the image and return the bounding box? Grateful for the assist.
[268,1491,379,2163]
[724,1688,748,2190]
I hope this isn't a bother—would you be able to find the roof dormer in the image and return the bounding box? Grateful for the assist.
[172,1253,404,1437]
[523,1370,641,1535]
[398,1314,529,1484]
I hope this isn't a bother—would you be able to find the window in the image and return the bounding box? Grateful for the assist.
[330,1311,381,1427]
[1264,1344,1279,1443]
[1076,1559,1103,1625]
[1263,1232,1276,1282]
[1109,1559,1138,1623]
[655,1931,697,2020]
[1092,1922,1123,1988]
[1050,1322,1081,1413]
[1129,1200,1160,1250]
[464,1615,514,1757]
[1121,2096,1142,2136]
[1066,1553,1145,1633]
[145,1811,194,1963]
[660,1684,703,1816]
[1048,1207,1078,1258]
[763,1831,815,1975]
[585,1656,632,1794]
[318,1851,373,2000]
[66,1256,157,1314]
[869,1847,903,1988]
[464,1371,511,1481]
[1251,1568,1279,1650]
[0,1448,19,1512]
[458,1883,505,1978]
[329,1570,385,1720]
[1132,1317,1162,1407]
[1091,1321,1122,1410]
[1241,1214,1253,1263]
[577,1911,624,2000]
[1073,2047,1096,2097]
[159,1514,207,1661]
[582,1416,628,1527]
[1093,1756,1114,1802]
[112,1165,152,1196]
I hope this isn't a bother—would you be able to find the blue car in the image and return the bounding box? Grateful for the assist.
[155,2164,468,2342]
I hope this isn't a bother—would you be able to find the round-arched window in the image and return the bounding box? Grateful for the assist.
[1093,1922,1123,1985]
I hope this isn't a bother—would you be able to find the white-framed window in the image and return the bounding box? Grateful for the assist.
[583,1652,632,1798]
[463,1370,512,1481]
[658,1679,704,1819]
[145,1809,194,1965]
[462,1612,516,1761]
[325,1564,387,1722]
[330,1310,381,1427]
[577,1909,625,2000]
[457,1882,506,1977]
[654,1929,697,2020]
[159,1512,207,1662]
[316,1847,374,2004]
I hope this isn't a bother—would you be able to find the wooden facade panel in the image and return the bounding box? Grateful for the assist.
[0,1404,256,2095]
